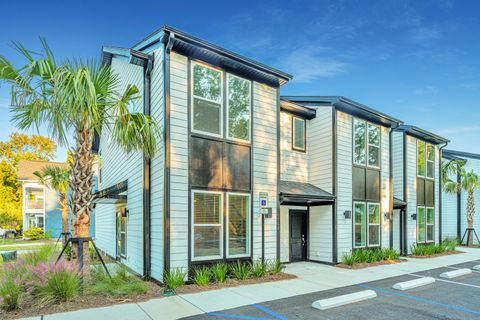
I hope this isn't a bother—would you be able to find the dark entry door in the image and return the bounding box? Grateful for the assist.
[290,210,307,262]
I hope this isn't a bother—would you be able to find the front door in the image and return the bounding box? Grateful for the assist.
[290,210,307,262]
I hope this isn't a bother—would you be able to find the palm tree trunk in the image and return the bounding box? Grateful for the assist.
[60,197,69,246]
[69,125,94,274]
[467,190,476,247]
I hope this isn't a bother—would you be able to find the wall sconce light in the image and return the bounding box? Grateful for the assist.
[411,213,417,221]
[344,210,352,219]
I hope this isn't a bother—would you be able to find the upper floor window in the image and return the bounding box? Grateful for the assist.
[417,140,434,179]
[191,62,251,142]
[292,117,306,151]
[354,119,380,168]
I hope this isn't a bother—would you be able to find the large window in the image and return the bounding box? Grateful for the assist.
[292,117,306,151]
[192,191,251,261]
[354,202,380,248]
[191,62,251,142]
[192,191,223,260]
[354,119,380,168]
[426,144,435,179]
[117,208,127,259]
[418,140,435,179]
[227,193,250,257]
[417,140,426,177]
[417,206,434,243]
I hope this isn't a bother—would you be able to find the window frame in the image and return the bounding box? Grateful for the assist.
[226,192,251,258]
[117,208,127,260]
[190,61,224,138]
[191,190,224,261]
[226,73,252,143]
[426,143,435,180]
[417,206,435,244]
[417,140,426,178]
[353,201,381,249]
[353,118,381,169]
[292,116,306,152]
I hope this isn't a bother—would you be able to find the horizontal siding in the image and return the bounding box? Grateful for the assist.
[406,135,417,254]
[309,205,333,263]
[380,126,390,248]
[280,112,308,183]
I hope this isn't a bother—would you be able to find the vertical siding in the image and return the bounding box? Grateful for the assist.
[380,126,390,248]
[168,52,189,270]
[392,131,404,200]
[309,205,333,262]
[150,46,165,281]
[95,58,144,274]
[252,82,278,260]
[280,112,308,183]
[308,107,333,193]
[406,135,417,254]
[336,111,353,258]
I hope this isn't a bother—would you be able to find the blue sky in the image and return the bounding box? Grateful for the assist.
[1,0,479,160]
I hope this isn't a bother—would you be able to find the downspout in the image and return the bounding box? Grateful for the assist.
[438,141,449,243]
[143,55,154,278]
[457,168,461,239]
[332,106,337,264]
[389,122,401,249]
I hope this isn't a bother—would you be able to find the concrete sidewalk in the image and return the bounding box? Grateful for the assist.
[22,247,480,320]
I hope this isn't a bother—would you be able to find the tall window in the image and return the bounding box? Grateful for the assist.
[417,140,426,177]
[192,63,223,136]
[292,117,306,151]
[417,140,435,243]
[417,207,434,243]
[426,144,435,179]
[354,202,380,248]
[354,119,380,168]
[117,208,127,259]
[191,62,251,142]
[192,191,251,260]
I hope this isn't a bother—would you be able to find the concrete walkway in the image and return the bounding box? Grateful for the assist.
[22,247,480,320]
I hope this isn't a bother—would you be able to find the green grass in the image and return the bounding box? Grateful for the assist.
[88,266,148,297]
[341,248,401,266]
[411,239,457,256]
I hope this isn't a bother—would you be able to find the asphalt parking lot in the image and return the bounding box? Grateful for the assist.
[183,260,480,320]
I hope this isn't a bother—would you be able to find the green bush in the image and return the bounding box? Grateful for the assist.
[23,227,46,240]
[33,261,79,304]
[442,238,458,252]
[268,260,283,274]
[88,265,147,297]
[411,240,456,256]
[164,268,186,291]
[210,262,228,283]
[230,261,251,280]
[252,259,267,278]
[193,267,211,286]
[0,265,26,310]
[22,245,56,266]
[341,248,400,266]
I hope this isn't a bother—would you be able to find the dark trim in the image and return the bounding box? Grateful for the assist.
[332,107,338,264]
[389,123,401,249]
[398,125,449,146]
[444,149,480,161]
[187,59,193,270]
[276,90,281,261]
[142,53,154,278]
[438,142,448,243]
[288,209,308,262]
[457,169,462,239]
[280,99,316,120]
[92,180,128,200]
[163,41,172,274]
[291,116,307,153]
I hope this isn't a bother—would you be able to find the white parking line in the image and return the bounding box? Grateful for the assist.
[409,273,480,289]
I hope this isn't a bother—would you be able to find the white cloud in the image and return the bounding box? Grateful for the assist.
[278,46,348,83]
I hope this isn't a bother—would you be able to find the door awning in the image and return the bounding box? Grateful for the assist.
[393,197,407,209]
[280,180,335,207]
[93,180,128,204]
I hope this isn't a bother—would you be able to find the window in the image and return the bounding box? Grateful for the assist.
[192,191,223,260]
[36,216,44,229]
[426,144,435,179]
[227,74,251,142]
[292,117,306,151]
[227,193,250,257]
[354,202,380,248]
[117,208,127,259]
[417,206,434,243]
[354,119,380,168]
[192,62,223,136]
[417,140,426,177]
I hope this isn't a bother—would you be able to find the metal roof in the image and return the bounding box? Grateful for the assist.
[397,125,449,145]
[443,149,480,160]
[279,180,334,206]
[280,99,316,119]
[393,197,407,209]
[281,96,403,128]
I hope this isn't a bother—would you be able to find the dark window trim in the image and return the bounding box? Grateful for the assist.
[352,201,382,249]
[352,117,382,170]
[291,116,307,152]
[416,205,435,244]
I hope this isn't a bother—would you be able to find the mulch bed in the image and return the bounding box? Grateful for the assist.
[336,259,405,269]
[410,250,464,259]
[0,272,296,319]
[176,272,296,294]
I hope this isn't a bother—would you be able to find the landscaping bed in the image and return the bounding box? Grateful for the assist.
[409,239,459,258]
[338,248,402,269]
[337,259,405,269]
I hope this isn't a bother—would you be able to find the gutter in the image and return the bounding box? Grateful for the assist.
[438,141,449,243]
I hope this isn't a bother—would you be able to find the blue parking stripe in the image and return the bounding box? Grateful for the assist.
[252,304,288,320]
[207,312,270,320]
[358,284,480,316]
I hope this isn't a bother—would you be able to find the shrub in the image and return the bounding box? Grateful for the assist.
[31,260,79,304]
[341,248,400,265]
[230,261,251,280]
[0,262,27,310]
[193,267,211,286]
[164,268,186,291]
[210,262,228,283]
[252,259,267,278]
[442,238,457,252]
[88,265,147,297]
[411,241,456,256]
[23,227,46,240]
[268,260,283,274]
[22,245,56,266]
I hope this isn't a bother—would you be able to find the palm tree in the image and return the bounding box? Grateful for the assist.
[0,40,158,271]
[34,166,70,245]
[443,159,480,246]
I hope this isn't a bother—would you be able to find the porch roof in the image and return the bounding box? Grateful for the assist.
[92,180,128,205]
[393,197,407,209]
[279,180,335,207]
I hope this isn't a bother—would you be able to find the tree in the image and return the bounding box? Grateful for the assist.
[443,159,480,246]
[0,133,57,229]
[34,165,70,245]
[0,40,158,272]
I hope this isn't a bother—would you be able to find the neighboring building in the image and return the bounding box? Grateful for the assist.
[391,126,449,254]
[18,159,97,238]
[441,150,480,242]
